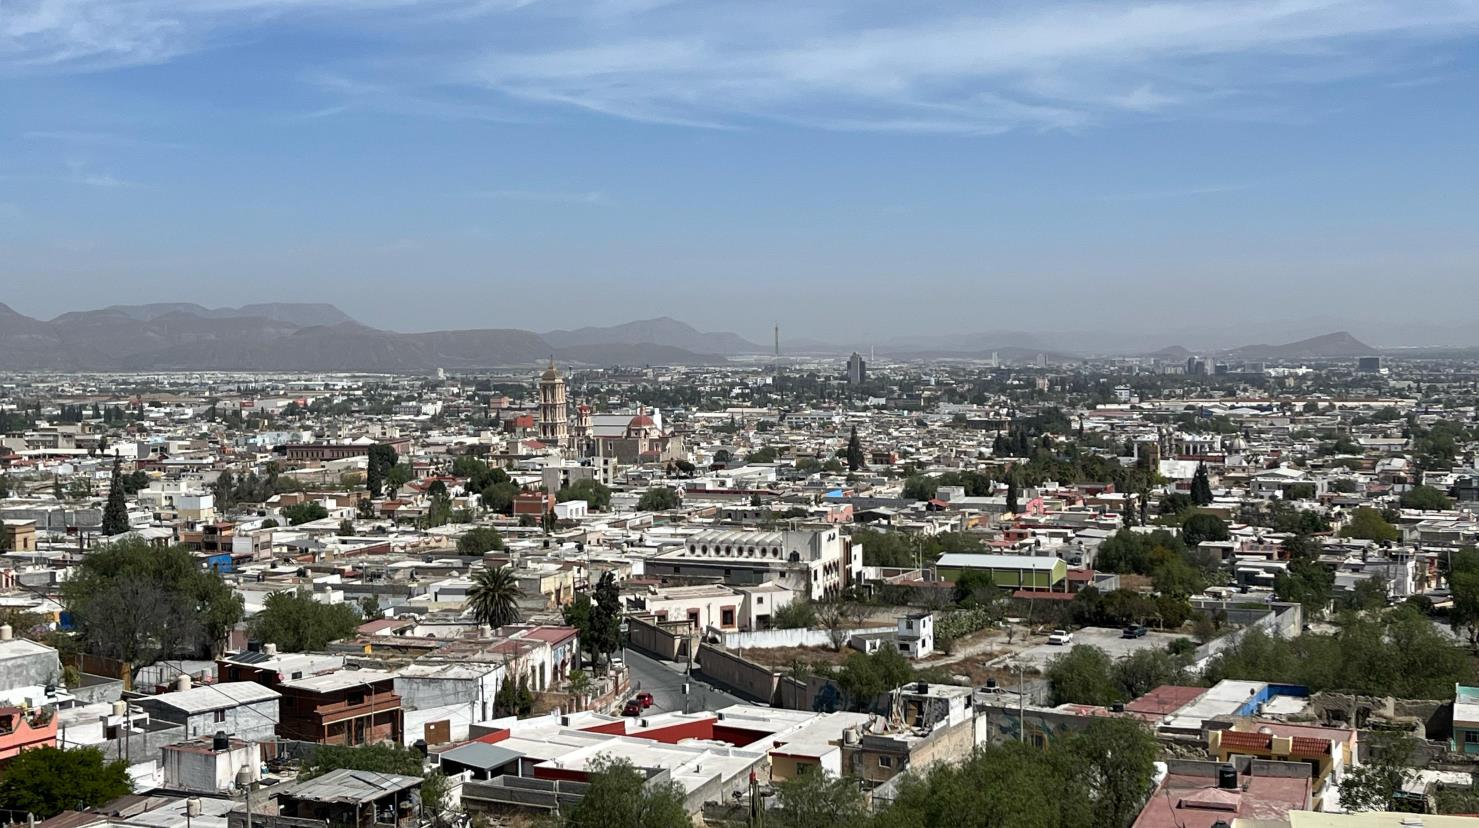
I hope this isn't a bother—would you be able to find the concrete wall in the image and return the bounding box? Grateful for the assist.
[695,645,780,705]
[1190,601,1303,672]
[628,616,694,662]
[721,625,893,650]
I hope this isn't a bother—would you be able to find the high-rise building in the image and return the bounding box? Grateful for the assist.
[846,352,868,385]
[538,359,569,448]
[1357,356,1384,373]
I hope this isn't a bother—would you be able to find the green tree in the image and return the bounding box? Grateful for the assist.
[101,456,129,536]
[558,478,612,511]
[385,462,413,493]
[366,444,398,497]
[493,672,534,717]
[250,590,361,652]
[771,599,817,629]
[1181,513,1229,547]
[1275,557,1335,617]
[747,446,779,464]
[562,757,689,828]
[1191,463,1213,505]
[0,746,131,818]
[1006,474,1020,514]
[773,771,867,828]
[1400,484,1453,511]
[1062,717,1161,828]
[62,539,244,671]
[1151,554,1205,599]
[468,566,523,628]
[283,501,329,525]
[583,572,623,667]
[303,742,425,778]
[1339,731,1420,812]
[456,526,505,556]
[1113,648,1186,699]
[846,426,865,473]
[1046,646,1122,706]
[636,486,681,511]
[1341,507,1400,543]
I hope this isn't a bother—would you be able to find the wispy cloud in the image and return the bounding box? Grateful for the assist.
[64,161,139,188]
[471,188,607,204]
[5,0,1479,135]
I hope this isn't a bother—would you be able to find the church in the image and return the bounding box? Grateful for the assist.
[535,363,684,464]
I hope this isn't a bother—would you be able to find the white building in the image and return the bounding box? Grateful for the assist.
[896,612,934,659]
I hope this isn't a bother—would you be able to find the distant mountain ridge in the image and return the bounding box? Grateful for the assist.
[0,303,727,371]
[84,302,356,327]
[542,317,765,354]
[1222,331,1377,360]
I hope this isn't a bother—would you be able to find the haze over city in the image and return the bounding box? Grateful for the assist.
[3,0,1479,344]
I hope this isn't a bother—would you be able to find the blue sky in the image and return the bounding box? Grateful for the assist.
[1,0,1477,345]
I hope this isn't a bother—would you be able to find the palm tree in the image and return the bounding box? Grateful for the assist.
[468,566,523,629]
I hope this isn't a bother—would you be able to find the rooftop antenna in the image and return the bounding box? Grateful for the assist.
[773,324,782,402]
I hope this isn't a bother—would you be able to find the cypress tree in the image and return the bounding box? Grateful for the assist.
[101,456,130,536]
[846,426,865,472]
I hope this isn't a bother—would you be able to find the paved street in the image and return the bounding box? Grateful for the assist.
[622,646,745,715]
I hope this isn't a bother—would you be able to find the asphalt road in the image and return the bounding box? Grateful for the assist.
[622,646,745,715]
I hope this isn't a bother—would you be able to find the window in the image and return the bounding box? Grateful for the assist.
[1466,731,1479,744]
[757,597,764,605]
[721,608,736,627]
[213,710,227,724]
[878,756,893,768]
[1030,733,1047,750]
[898,643,908,652]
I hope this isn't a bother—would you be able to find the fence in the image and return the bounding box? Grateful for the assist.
[721,625,893,650]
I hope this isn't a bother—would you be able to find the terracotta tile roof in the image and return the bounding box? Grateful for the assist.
[1290,736,1332,757]
[1218,730,1272,751]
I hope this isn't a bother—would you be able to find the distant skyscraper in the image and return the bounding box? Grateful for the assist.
[846,352,867,385]
[1357,356,1383,373]
[538,359,569,447]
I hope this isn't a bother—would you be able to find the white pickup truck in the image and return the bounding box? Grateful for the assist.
[1047,629,1074,645]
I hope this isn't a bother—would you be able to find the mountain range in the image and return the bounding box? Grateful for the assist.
[0,302,1403,372]
[0,304,730,372]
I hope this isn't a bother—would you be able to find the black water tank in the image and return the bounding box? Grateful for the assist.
[1109,703,1125,713]
[1217,764,1238,790]
[915,681,929,694]
[412,739,428,757]
[212,730,230,752]
[985,678,998,690]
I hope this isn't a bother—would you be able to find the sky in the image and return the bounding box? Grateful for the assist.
[1,0,1477,346]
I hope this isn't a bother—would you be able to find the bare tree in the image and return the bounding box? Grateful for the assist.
[816,600,870,651]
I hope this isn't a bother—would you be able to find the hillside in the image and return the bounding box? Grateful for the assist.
[1224,331,1378,360]
[542,317,763,355]
[0,304,722,371]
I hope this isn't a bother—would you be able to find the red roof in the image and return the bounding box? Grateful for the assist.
[1125,685,1206,718]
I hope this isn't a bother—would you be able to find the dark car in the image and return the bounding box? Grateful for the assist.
[621,698,643,717]
[1122,625,1148,639]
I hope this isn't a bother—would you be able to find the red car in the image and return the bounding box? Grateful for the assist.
[635,691,655,709]
[621,699,643,717]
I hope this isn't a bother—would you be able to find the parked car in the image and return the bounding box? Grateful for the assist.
[1047,629,1073,645]
[634,691,655,709]
[1121,625,1148,639]
[621,698,643,716]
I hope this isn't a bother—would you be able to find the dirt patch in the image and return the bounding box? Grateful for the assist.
[732,644,850,671]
